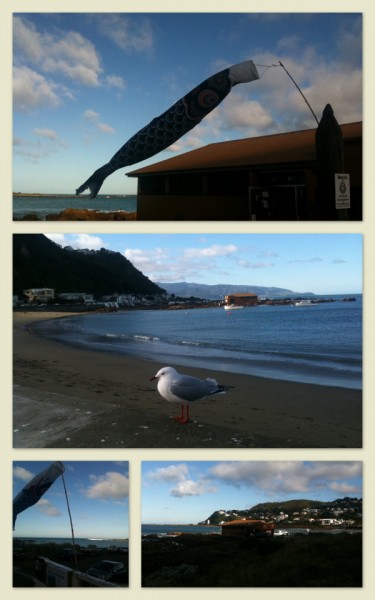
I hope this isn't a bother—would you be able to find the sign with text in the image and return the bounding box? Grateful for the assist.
[335,174,351,209]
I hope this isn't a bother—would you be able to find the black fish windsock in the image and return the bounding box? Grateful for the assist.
[76,60,259,198]
[13,462,64,529]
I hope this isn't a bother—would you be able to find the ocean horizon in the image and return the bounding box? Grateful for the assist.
[142,524,221,536]
[13,536,129,548]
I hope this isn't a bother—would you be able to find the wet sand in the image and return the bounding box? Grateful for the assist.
[13,312,362,448]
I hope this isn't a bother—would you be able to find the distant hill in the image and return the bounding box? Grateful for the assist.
[13,234,165,296]
[199,497,362,525]
[156,281,315,300]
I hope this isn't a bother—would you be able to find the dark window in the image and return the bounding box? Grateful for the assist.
[139,176,165,194]
[169,173,203,195]
[207,171,249,196]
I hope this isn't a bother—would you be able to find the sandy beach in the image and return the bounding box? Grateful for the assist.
[13,311,362,448]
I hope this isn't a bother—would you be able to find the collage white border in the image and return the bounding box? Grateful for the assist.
[1,1,373,598]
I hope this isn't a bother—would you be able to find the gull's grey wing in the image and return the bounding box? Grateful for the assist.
[169,375,219,401]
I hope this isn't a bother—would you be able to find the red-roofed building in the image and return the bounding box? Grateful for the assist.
[128,121,362,221]
[222,520,275,537]
[224,292,258,307]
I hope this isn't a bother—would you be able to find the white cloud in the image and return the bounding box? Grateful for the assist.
[13,15,44,62]
[14,17,102,87]
[148,464,189,483]
[13,128,68,163]
[124,247,169,270]
[204,34,361,139]
[46,234,105,250]
[237,259,275,269]
[13,137,50,163]
[106,75,126,89]
[124,244,242,283]
[336,18,362,66]
[33,128,68,148]
[98,122,115,134]
[86,472,129,500]
[303,69,362,125]
[170,480,218,497]
[169,132,208,153]
[33,128,58,141]
[97,15,154,54]
[13,466,34,482]
[124,246,215,283]
[147,464,217,498]
[209,461,362,497]
[84,109,100,121]
[83,109,116,135]
[183,245,238,259]
[219,95,273,133]
[43,56,100,87]
[289,257,323,264]
[36,498,62,517]
[13,66,61,112]
[43,32,101,85]
[13,16,112,113]
[329,482,360,494]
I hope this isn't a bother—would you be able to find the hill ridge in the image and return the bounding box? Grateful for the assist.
[199,497,362,525]
[13,234,165,297]
[156,281,314,300]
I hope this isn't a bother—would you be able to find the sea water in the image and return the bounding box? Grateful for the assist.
[13,195,137,220]
[142,524,220,536]
[12,536,128,548]
[33,296,362,389]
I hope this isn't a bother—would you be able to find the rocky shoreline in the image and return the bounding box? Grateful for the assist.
[14,208,137,221]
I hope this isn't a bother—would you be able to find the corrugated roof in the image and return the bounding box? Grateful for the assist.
[128,122,361,176]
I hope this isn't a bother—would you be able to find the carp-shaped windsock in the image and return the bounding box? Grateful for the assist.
[76,60,259,198]
[13,462,64,530]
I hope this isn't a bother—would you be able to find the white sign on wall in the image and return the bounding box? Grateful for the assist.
[335,174,351,209]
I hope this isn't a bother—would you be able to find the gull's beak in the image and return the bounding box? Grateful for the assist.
[149,375,157,381]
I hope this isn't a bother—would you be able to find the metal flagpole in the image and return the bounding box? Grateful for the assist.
[59,463,79,571]
[278,61,320,125]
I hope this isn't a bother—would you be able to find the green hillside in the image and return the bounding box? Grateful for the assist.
[13,234,165,297]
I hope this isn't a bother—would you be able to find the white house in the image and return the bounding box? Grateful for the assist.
[23,288,55,303]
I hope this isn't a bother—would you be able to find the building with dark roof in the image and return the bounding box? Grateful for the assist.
[128,121,362,221]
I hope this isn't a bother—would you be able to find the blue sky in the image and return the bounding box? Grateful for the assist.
[46,233,363,295]
[13,461,129,539]
[142,461,363,524]
[13,12,362,194]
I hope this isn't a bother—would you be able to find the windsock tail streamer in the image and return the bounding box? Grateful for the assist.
[75,163,112,198]
[13,462,64,530]
[76,59,259,198]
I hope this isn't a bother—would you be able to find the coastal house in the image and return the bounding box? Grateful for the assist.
[320,518,340,526]
[117,294,137,306]
[23,288,55,303]
[127,121,362,221]
[57,293,94,304]
[222,520,275,537]
[274,513,289,522]
[224,292,258,307]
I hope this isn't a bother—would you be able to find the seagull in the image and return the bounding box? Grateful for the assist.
[149,366,232,424]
